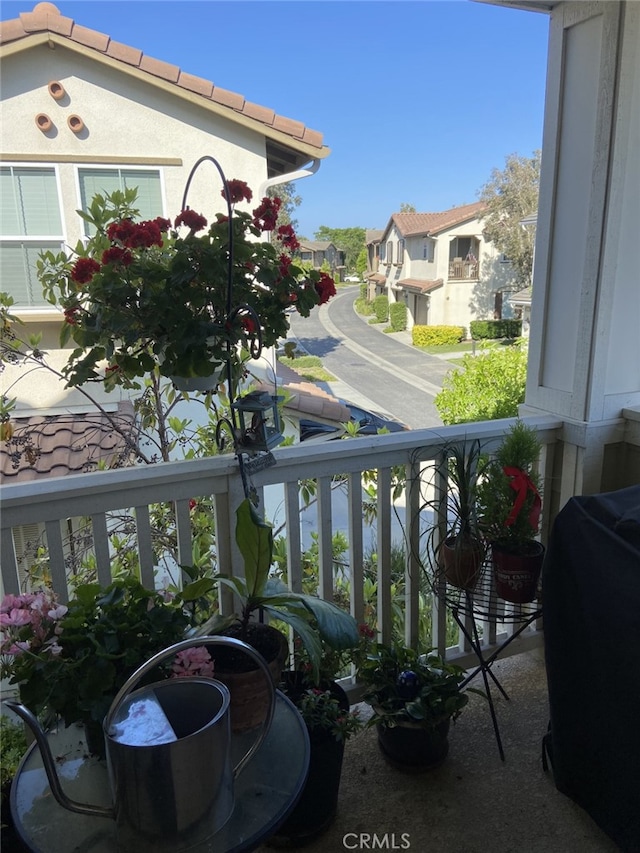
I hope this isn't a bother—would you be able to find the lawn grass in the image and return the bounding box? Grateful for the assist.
[278,355,336,382]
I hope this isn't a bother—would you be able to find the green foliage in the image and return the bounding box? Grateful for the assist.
[470,319,522,340]
[206,499,360,681]
[355,248,368,278]
[358,642,470,729]
[355,296,374,316]
[0,716,28,790]
[359,282,368,300]
[314,226,366,271]
[388,302,407,332]
[266,182,301,233]
[478,150,541,286]
[476,420,542,548]
[373,294,389,323]
[2,578,190,727]
[435,343,527,425]
[412,325,465,347]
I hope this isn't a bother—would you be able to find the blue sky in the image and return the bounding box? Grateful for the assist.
[3,0,550,238]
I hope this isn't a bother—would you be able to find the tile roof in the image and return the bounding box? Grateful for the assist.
[0,3,328,161]
[390,202,487,238]
[259,361,351,424]
[298,241,333,251]
[0,401,136,483]
[366,230,384,244]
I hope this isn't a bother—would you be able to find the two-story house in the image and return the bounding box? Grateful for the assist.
[370,202,518,335]
[296,240,345,276]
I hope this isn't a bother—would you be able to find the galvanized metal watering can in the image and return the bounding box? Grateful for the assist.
[6,636,275,852]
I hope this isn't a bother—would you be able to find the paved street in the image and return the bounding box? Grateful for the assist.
[286,286,456,429]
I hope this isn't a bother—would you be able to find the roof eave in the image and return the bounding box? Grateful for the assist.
[0,32,330,169]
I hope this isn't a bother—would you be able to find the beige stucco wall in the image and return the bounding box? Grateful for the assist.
[1,42,274,415]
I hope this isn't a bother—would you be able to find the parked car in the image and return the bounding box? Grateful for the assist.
[300,402,409,442]
[344,275,361,282]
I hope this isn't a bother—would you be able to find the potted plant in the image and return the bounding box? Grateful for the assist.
[267,627,372,847]
[358,641,472,771]
[192,498,360,731]
[0,577,206,756]
[476,419,544,603]
[37,173,336,392]
[430,440,487,591]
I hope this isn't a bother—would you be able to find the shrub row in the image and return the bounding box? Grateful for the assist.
[412,325,465,346]
[373,294,389,323]
[470,319,522,340]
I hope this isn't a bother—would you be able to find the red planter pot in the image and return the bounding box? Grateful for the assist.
[491,541,545,603]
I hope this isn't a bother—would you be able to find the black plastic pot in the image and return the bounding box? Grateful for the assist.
[376,717,451,772]
[268,676,348,847]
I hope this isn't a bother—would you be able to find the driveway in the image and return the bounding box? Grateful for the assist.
[286,287,455,429]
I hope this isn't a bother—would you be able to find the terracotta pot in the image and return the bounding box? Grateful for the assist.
[213,625,288,732]
[376,717,450,772]
[441,535,484,590]
[491,541,545,603]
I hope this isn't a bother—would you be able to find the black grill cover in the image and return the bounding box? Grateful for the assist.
[543,485,640,852]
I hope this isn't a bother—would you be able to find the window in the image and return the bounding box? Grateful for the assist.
[422,238,434,262]
[379,242,386,262]
[386,241,393,265]
[0,166,64,307]
[78,168,163,236]
[397,239,404,265]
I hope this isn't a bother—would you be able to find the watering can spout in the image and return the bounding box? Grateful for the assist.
[4,700,114,819]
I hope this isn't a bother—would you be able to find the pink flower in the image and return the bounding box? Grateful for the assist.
[0,608,32,627]
[171,646,215,679]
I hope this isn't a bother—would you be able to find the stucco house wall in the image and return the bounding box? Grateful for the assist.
[0,3,329,419]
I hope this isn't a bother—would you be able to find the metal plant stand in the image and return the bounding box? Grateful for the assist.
[441,564,542,762]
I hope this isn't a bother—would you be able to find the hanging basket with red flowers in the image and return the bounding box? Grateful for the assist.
[38,166,336,393]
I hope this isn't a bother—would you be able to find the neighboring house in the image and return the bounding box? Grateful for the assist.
[0,1,330,438]
[364,229,384,298]
[296,241,345,276]
[374,202,518,335]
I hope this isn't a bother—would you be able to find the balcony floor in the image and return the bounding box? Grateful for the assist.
[258,650,619,853]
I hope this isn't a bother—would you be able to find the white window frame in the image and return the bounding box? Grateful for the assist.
[0,162,66,312]
[74,165,167,238]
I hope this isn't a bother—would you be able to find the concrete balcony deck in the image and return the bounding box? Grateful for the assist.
[258,650,619,853]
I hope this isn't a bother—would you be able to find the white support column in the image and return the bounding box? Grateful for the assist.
[522,1,640,495]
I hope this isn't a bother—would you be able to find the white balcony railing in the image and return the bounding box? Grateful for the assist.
[1,416,563,683]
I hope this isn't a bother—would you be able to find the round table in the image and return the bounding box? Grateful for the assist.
[11,691,309,853]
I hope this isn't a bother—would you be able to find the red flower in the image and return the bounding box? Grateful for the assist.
[153,216,172,233]
[225,179,252,205]
[174,209,208,232]
[188,498,197,511]
[106,219,136,244]
[70,257,101,284]
[278,253,292,279]
[276,224,300,252]
[105,364,120,374]
[63,307,80,325]
[123,221,163,249]
[358,623,375,639]
[252,197,281,232]
[102,247,133,266]
[315,272,336,305]
[241,315,257,334]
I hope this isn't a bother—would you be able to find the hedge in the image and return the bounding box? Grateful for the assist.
[470,319,522,340]
[373,294,389,323]
[389,302,407,332]
[412,325,465,347]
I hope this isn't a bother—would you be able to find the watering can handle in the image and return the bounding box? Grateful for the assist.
[105,635,276,778]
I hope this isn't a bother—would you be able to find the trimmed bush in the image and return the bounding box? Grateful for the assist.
[389,302,407,332]
[470,319,522,340]
[373,294,389,323]
[359,283,368,300]
[412,325,465,347]
[434,343,527,425]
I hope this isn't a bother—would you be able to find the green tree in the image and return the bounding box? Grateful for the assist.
[267,182,302,234]
[434,344,527,425]
[478,151,541,287]
[314,226,366,271]
[399,202,416,213]
[356,247,367,279]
